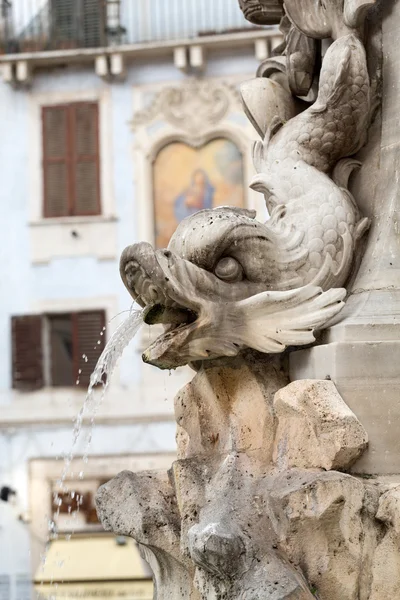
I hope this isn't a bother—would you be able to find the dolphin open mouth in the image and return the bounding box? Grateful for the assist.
[120,244,206,368]
[142,302,198,352]
[143,303,197,330]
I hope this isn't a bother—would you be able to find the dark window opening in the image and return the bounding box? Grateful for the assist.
[49,314,74,386]
[11,310,106,390]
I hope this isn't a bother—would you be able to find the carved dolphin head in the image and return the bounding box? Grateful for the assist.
[121,207,274,369]
[120,207,344,369]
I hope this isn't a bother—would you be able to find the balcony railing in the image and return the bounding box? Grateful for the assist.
[0,0,257,55]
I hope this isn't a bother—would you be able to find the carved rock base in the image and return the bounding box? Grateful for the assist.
[96,354,400,599]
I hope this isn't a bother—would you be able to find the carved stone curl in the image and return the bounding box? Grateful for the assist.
[131,79,239,136]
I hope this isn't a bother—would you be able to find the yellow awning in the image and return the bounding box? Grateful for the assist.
[34,535,153,592]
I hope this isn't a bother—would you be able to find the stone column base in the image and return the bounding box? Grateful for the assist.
[290,338,400,474]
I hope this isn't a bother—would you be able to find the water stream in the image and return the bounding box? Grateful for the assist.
[41,307,144,586]
[57,307,144,492]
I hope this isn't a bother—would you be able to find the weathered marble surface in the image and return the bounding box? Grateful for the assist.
[97,355,400,599]
[291,0,400,475]
[119,0,374,370]
[96,1,400,598]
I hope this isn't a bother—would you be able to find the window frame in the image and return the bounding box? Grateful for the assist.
[42,101,101,219]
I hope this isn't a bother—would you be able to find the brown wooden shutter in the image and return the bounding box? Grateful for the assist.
[72,103,101,216]
[74,310,105,387]
[42,106,70,217]
[11,316,44,391]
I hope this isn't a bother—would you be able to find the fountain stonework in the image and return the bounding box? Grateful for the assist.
[96,1,400,598]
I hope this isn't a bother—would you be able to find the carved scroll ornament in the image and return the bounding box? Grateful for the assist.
[131,79,240,135]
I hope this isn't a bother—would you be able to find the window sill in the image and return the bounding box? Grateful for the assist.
[29,216,118,263]
[29,215,118,226]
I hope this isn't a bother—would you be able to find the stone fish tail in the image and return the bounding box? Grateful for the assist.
[267,34,370,172]
[252,33,371,291]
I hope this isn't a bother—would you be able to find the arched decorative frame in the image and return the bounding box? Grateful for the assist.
[130,77,266,247]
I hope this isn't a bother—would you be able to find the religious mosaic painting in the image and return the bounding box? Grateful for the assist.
[153,137,245,248]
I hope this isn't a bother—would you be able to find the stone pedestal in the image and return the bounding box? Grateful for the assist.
[290,1,400,475]
[97,356,400,599]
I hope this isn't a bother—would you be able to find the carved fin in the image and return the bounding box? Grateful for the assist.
[240,76,296,139]
[252,140,265,173]
[266,115,285,140]
[332,158,361,189]
[311,46,352,113]
[250,172,270,195]
[233,285,345,353]
[252,116,284,173]
[344,0,376,29]
[354,216,370,241]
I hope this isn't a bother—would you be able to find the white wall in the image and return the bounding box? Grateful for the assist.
[0,46,260,592]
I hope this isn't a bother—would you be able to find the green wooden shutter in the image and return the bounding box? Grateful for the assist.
[51,0,105,49]
[42,105,70,217]
[50,0,78,49]
[11,315,44,391]
[81,0,106,48]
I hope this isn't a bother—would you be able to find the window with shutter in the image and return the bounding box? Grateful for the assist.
[42,102,101,218]
[51,0,78,48]
[11,315,44,391]
[11,310,105,390]
[50,0,105,49]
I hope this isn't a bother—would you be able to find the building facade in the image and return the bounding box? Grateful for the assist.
[0,1,280,598]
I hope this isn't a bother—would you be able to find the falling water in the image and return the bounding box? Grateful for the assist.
[42,307,144,584]
[57,309,143,491]
[57,307,144,490]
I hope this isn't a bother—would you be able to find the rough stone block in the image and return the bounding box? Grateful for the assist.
[273,380,368,471]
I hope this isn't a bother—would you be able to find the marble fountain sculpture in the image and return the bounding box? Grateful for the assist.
[96,1,400,598]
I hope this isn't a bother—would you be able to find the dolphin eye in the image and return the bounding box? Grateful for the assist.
[214,257,243,282]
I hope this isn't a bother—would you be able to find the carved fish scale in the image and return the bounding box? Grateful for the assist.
[253,34,370,290]
[268,35,370,172]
